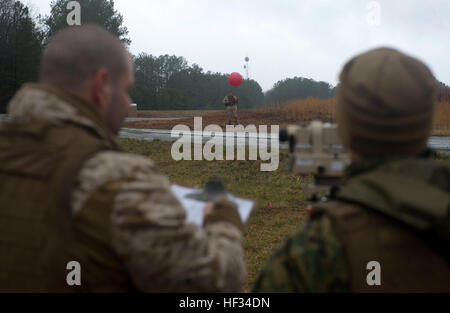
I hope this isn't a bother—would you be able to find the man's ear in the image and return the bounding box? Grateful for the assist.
[91,68,111,113]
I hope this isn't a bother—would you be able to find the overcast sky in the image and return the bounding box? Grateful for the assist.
[26,0,450,91]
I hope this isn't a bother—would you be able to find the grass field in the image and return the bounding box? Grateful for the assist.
[119,137,449,292]
[119,138,312,292]
[126,98,450,136]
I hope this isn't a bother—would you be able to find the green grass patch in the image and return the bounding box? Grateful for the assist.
[119,138,311,291]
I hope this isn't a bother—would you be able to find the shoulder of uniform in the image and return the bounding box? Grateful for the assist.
[72,151,167,215]
[83,150,157,173]
[254,212,350,292]
[289,214,350,291]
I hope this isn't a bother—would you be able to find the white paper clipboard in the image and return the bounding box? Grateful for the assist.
[170,184,254,227]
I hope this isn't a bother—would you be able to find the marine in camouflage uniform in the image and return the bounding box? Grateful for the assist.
[253,48,450,293]
[0,26,246,292]
[223,92,239,125]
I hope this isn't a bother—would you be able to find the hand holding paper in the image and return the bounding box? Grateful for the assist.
[170,184,254,227]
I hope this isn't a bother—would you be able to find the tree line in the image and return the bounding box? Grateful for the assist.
[132,53,263,110]
[0,0,130,113]
[264,77,450,104]
[0,0,264,112]
[1,0,448,113]
[264,77,337,104]
[0,0,43,113]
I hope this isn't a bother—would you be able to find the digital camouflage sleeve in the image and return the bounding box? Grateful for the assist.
[253,214,350,293]
[73,151,246,292]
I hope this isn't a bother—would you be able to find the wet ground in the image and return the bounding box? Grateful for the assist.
[1,114,449,153]
[0,115,183,123]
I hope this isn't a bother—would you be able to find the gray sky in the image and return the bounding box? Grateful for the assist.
[26,0,450,91]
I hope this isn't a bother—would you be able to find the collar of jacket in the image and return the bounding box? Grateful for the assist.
[7,83,120,150]
[337,149,448,233]
[342,149,436,183]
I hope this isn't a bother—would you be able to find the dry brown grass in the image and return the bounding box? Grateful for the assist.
[434,100,450,135]
[255,97,336,124]
[255,98,450,135]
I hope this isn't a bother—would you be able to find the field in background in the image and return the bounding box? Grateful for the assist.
[126,98,450,136]
[119,138,449,292]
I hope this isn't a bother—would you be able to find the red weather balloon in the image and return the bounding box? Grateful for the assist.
[228,72,243,87]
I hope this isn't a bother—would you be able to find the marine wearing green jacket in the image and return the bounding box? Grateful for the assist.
[253,48,450,293]
[0,25,247,293]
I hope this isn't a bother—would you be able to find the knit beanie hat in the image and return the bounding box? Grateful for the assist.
[336,47,436,156]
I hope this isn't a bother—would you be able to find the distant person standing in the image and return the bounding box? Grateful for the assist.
[223,91,239,125]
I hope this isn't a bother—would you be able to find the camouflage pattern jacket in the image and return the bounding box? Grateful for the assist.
[253,156,450,292]
[223,96,238,106]
[5,84,246,292]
